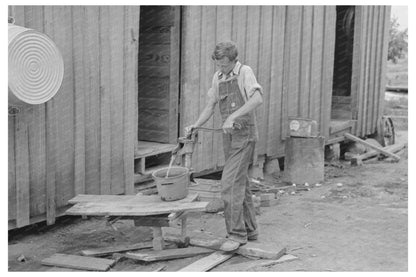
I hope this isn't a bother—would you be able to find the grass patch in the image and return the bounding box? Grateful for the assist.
[386,57,408,87]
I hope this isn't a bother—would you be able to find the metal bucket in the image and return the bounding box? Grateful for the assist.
[152,166,189,201]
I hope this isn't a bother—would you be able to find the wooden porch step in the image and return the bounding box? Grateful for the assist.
[134,164,169,184]
[134,141,178,184]
[327,120,357,145]
[329,120,356,134]
[134,141,177,159]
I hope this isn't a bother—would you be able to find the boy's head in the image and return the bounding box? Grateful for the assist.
[212,41,238,75]
[211,41,238,61]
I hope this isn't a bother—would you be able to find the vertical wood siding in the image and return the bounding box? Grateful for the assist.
[8,6,140,228]
[352,6,391,137]
[181,6,337,172]
[8,5,390,229]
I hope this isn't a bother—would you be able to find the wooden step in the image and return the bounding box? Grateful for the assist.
[134,141,178,184]
[134,164,170,184]
[134,141,177,159]
[329,120,355,134]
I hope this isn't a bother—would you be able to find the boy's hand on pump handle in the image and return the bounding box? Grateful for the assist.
[185,117,241,137]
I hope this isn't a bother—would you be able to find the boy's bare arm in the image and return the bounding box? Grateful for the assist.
[184,92,217,134]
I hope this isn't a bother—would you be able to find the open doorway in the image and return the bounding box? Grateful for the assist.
[331,6,355,120]
[137,6,181,144]
[135,6,181,183]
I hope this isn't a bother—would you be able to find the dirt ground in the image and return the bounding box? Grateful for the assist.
[8,98,408,272]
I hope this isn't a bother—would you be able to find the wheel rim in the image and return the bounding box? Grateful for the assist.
[382,117,395,146]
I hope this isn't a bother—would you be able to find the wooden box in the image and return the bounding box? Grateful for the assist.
[288,117,319,137]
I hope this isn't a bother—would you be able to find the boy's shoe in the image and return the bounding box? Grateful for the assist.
[248,234,258,241]
[219,239,241,252]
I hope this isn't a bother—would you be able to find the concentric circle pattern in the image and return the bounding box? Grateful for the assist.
[9,24,64,105]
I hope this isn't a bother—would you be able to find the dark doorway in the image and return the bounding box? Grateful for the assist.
[331,6,355,120]
[137,6,181,144]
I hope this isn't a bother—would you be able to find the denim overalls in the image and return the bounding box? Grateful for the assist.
[218,68,258,243]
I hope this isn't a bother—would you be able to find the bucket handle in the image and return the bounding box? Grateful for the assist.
[161,183,174,186]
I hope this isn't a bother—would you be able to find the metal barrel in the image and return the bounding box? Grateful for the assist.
[8,23,64,106]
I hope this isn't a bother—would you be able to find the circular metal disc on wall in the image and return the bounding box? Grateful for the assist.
[8,24,64,105]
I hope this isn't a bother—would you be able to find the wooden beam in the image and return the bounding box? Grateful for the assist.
[99,6,112,195]
[65,200,208,217]
[81,242,153,257]
[124,247,214,262]
[15,113,30,227]
[45,97,57,225]
[41,253,116,271]
[217,254,298,271]
[326,136,346,145]
[179,252,233,272]
[68,191,199,205]
[344,133,400,161]
[133,217,170,227]
[353,143,405,161]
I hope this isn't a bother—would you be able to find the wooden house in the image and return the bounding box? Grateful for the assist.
[8,5,391,229]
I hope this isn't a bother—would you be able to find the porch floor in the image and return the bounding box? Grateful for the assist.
[134,141,177,159]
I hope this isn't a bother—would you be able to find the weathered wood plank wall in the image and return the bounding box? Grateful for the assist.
[181,6,337,172]
[352,6,391,137]
[8,5,390,229]
[8,6,140,228]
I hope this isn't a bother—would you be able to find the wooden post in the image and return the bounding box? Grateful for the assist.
[15,112,30,227]
[332,143,340,160]
[181,216,187,239]
[137,158,145,174]
[152,227,164,251]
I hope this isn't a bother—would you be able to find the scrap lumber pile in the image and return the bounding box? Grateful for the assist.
[41,232,296,272]
[344,133,405,166]
[41,180,297,271]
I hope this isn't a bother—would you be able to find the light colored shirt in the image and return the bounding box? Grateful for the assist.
[207,60,263,103]
[207,60,263,141]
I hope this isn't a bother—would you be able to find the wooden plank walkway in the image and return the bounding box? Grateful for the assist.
[178,252,233,272]
[125,247,214,262]
[41,253,116,271]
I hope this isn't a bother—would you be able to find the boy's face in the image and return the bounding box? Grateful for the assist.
[215,57,236,75]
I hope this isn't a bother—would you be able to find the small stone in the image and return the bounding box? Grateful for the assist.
[278,190,285,194]
[342,195,348,199]
[336,183,343,187]
[321,195,326,199]
[307,188,311,191]
[290,191,296,195]
[292,183,297,187]
[17,255,26,262]
[304,183,309,187]
[315,183,322,187]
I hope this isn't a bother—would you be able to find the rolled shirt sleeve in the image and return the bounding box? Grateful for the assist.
[241,65,263,100]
